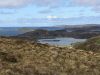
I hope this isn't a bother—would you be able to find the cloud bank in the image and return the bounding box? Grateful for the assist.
[73,0,100,6]
[0,0,62,8]
[72,0,100,12]
[0,0,100,9]
[0,0,32,8]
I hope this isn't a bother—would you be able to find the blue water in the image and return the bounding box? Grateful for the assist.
[38,38,86,46]
[0,27,21,36]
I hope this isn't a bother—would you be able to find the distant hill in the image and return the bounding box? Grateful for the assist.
[0,24,100,37]
[55,24,100,28]
[17,25,100,39]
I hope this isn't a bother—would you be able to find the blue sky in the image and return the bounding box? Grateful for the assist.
[0,0,100,27]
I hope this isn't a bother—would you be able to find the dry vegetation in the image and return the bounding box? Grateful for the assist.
[73,36,100,52]
[0,37,100,75]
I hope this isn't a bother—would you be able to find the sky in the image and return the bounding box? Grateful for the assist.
[0,0,100,27]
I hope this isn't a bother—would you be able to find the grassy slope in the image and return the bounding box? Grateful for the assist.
[73,36,100,52]
[0,37,100,75]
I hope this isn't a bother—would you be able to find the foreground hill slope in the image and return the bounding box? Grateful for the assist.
[0,37,100,75]
[74,36,100,52]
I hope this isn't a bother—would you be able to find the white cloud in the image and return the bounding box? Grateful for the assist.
[72,0,100,12]
[0,0,99,9]
[73,0,100,6]
[0,0,62,8]
[47,15,58,20]
[0,0,100,12]
[0,0,32,8]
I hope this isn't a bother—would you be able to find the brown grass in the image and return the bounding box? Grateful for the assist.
[0,37,100,75]
[73,36,100,52]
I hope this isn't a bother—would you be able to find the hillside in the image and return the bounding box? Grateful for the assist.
[73,36,100,52]
[17,25,100,39]
[0,37,100,75]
